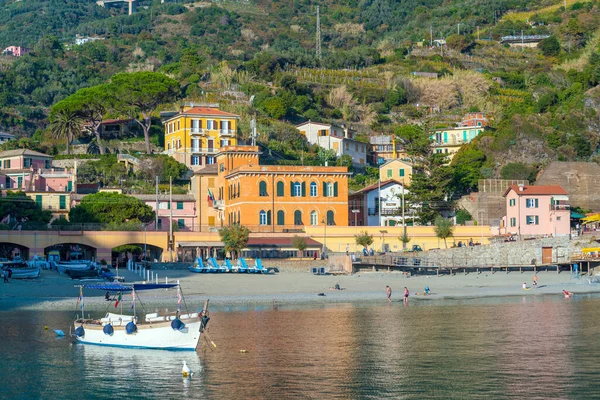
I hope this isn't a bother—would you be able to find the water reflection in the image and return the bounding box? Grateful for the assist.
[3,296,600,399]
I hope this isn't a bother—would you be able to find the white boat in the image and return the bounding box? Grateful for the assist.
[2,262,41,279]
[28,255,50,270]
[73,283,210,351]
[57,262,95,274]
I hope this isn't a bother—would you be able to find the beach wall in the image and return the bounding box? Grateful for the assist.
[422,237,584,267]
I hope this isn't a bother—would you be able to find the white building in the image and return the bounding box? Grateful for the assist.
[0,132,16,144]
[296,121,367,168]
[349,180,409,227]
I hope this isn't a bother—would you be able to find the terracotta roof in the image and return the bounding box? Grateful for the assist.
[193,164,218,175]
[503,184,568,197]
[0,149,51,158]
[179,107,239,118]
[247,237,322,247]
[71,193,195,201]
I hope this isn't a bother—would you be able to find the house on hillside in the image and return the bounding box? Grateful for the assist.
[379,159,413,186]
[348,180,408,227]
[369,135,408,165]
[430,113,489,162]
[296,121,367,168]
[501,184,570,237]
[0,132,16,144]
[162,105,239,170]
[2,46,29,57]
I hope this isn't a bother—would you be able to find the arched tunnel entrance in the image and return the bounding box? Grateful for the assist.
[112,243,164,268]
[0,242,31,260]
[44,243,97,262]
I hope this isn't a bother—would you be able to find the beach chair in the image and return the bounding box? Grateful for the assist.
[319,267,326,275]
[312,267,318,275]
[208,258,225,273]
[254,258,269,274]
[238,258,250,273]
[224,259,238,273]
[189,258,207,273]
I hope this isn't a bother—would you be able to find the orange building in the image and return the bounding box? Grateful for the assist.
[191,146,350,232]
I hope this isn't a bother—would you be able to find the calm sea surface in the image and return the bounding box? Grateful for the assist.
[1,295,600,399]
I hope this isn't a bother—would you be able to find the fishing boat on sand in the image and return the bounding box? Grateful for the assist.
[1,261,41,279]
[73,283,210,350]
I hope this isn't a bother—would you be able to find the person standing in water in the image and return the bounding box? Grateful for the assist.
[386,286,392,303]
[533,274,538,287]
[403,287,409,303]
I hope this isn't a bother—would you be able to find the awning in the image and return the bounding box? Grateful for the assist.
[581,214,600,224]
[177,241,224,247]
[245,237,322,250]
[571,211,585,219]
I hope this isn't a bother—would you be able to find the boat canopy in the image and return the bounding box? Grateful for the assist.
[82,283,178,291]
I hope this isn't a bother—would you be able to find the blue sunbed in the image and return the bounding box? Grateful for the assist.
[208,258,225,273]
[238,258,250,273]
[224,259,237,273]
[189,257,207,273]
[255,258,269,274]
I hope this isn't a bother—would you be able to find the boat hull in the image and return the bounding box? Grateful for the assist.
[74,319,203,350]
[6,267,41,279]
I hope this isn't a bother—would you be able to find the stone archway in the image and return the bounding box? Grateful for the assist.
[44,243,97,262]
[0,242,30,260]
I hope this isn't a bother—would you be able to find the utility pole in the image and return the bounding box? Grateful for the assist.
[155,176,159,231]
[430,26,433,47]
[457,23,460,35]
[316,6,322,60]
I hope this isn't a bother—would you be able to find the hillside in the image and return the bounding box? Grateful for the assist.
[2,0,600,219]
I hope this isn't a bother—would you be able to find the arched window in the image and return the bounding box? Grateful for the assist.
[310,182,318,197]
[277,210,285,226]
[310,211,318,226]
[327,210,335,226]
[326,182,334,197]
[294,182,301,197]
[238,210,240,224]
[259,181,268,196]
[237,182,241,198]
[277,181,284,196]
[294,210,302,225]
[259,210,267,225]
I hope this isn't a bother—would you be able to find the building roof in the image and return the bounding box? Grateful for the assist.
[225,164,350,178]
[246,237,322,247]
[179,107,239,118]
[379,159,413,168]
[296,120,350,130]
[71,194,195,201]
[0,149,51,158]
[352,179,403,195]
[193,164,218,175]
[503,184,569,197]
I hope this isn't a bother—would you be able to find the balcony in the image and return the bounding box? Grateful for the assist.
[368,208,401,216]
[219,129,236,137]
[190,147,218,154]
[551,204,570,211]
[213,200,225,210]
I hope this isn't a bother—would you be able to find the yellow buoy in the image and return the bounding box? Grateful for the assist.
[239,349,248,353]
[44,326,48,330]
[182,361,192,378]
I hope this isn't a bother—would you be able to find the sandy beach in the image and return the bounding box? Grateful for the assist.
[2,266,600,311]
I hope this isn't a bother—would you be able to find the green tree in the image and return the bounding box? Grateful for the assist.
[219,224,250,260]
[49,103,83,155]
[111,72,180,154]
[67,85,113,155]
[69,192,155,226]
[0,191,52,229]
[538,36,560,56]
[262,97,287,119]
[434,216,454,249]
[292,235,308,256]
[451,144,486,194]
[394,125,431,157]
[455,209,472,225]
[355,230,374,250]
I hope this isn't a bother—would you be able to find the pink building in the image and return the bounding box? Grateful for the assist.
[2,46,29,57]
[502,184,570,237]
[71,193,198,231]
[0,149,75,192]
[459,112,489,128]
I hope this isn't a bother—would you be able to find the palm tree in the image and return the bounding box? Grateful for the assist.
[49,107,82,155]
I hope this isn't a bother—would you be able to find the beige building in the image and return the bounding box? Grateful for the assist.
[379,159,413,185]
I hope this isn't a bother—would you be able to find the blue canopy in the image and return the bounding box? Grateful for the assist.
[82,283,178,291]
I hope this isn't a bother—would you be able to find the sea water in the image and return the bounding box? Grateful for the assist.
[1,295,600,399]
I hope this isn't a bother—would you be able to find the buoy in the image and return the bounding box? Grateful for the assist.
[182,361,192,378]
[44,326,48,330]
[74,326,85,338]
[239,349,248,353]
[54,330,65,337]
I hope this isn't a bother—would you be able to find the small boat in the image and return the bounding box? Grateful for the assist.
[73,283,210,350]
[1,261,41,279]
[28,255,51,270]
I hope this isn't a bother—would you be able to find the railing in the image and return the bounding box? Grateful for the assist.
[551,204,570,211]
[219,129,235,136]
[190,128,205,135]
[213,200,225,209]
[367,208,401,216]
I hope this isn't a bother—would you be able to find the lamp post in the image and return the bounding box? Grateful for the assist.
[401,180,407,249]
[321,217,327,258]
[352,209,360,228]
[380,230,388,253]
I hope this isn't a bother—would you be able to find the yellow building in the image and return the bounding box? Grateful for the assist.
[163,106,239,169]
[191,146,350,232]
[25,191,70,220]
[379,159,413,185]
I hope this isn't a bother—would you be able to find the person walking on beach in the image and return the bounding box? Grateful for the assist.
[386,286,392,303]
[533,274,538,288]
[403,287,409,303]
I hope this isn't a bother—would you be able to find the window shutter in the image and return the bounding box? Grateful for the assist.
[277,181,283,196]
[334,182,338,197]
[277,210,284,226]
[535,199,538,208]
[323,182,327,197]
[302,182,306,197]
[267,210,272,225]
[290,181,294,196]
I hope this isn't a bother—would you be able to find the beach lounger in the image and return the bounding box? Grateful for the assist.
[224,259,237,273]
[238,258,250,273]
[254,258,269,274]
[207,258,224,273]
[189,258,208,273]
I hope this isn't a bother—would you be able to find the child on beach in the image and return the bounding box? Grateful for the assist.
[386,286,392,303]
[403,287,409,302]
[522,282,527,290]
[533,274,538,287]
